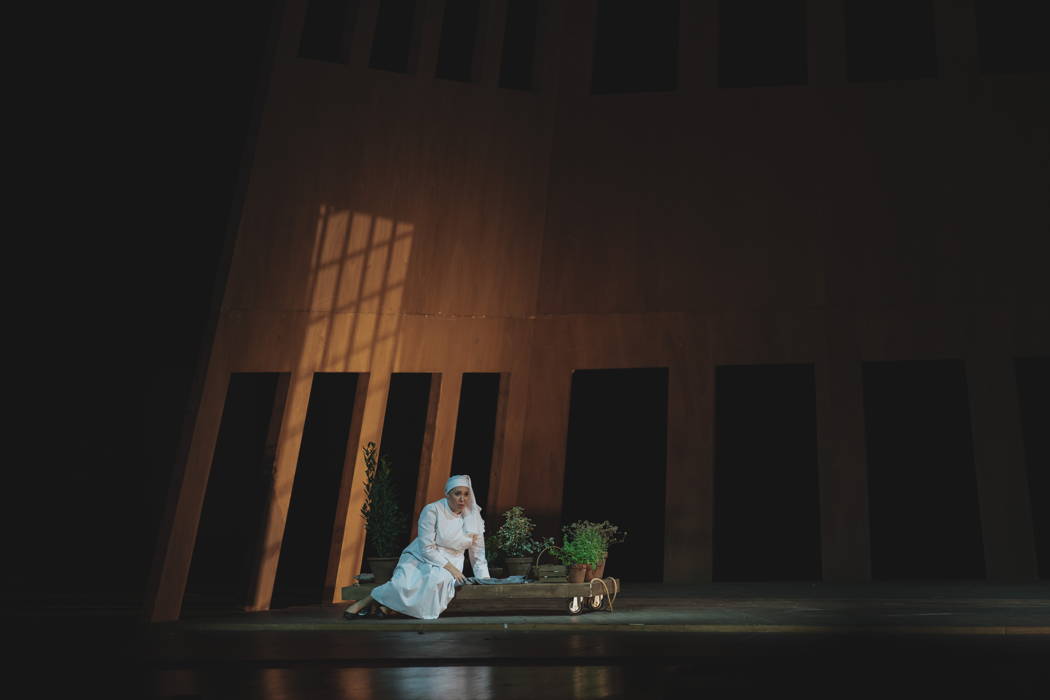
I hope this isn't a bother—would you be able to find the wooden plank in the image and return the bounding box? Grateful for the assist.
[806,0,846,87]
[340,580,617,602]
[324,372,371,603]
[678,0,717,92]
[144,359,232,622]
[664,354,714,583]
[249,370,315,610]
[331,371,394,597]
[815,309,872,582]
[411,373,444,540]
[966,308,1037,581]
[478,0,509,88]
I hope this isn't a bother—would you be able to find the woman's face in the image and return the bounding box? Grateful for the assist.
[446,486,470,513]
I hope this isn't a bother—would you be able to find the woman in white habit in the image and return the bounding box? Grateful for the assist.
[344,474,489,620]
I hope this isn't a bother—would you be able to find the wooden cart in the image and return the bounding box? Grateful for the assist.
[341,577,620,615]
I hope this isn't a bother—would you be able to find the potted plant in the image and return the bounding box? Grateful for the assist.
[562,520,627,579]
[549,527,605,583]
[483,535,504,578]
[492,506,549,577]
[359,441,407,584]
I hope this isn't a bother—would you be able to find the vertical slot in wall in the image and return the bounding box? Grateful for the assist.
[713,364,822,582]
[435,0,481,81]
[183,373,285,612]
[450,372,502,521]
[1016,357,1050,579]
[590,0,679,94]
[717,0,808,87]
[298,0,361,63]
[370,0,421,73]
[499,0,540,90]
[562,368,668,582]
[372,373,432,564]
[272,373,360,607]
[863,360,985,580]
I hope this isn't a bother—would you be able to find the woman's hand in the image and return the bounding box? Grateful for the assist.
[444,563,467,583]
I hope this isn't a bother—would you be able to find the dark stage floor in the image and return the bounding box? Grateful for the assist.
[14,582,1050,699]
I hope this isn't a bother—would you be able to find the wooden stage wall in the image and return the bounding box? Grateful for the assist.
[146,0,1049,621]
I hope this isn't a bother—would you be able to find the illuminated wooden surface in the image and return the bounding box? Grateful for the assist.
[146,0,1049,621]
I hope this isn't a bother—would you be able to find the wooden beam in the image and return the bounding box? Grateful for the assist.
[516,362,573,536]
[415,372,463,515]
[143,361,232,622]
[245,373,292,603]
[324,372,371,603]
[275,0,309,63]
[678,0,717,92]
[815,310,872,582]
[348,0,381,69]
[806,0,846,88]
[486,370,522,519]
[934,0,979,85]
[966,308,1038,581]
[479,0,509,88]
[247,370,315,611]
[553,0,596,98]
[416,0,446,78]
[664,360,714,583]
[331,370,394,597]
[411,373,444,539]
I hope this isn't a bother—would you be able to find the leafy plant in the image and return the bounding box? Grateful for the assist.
[562,519,627,555]
[493,506,551,558]
[359,441,407,558]
[548,527,605,567]
[483,535,504,566]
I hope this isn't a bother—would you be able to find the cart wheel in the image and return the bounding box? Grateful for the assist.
[568,596,585,614]
[588,594,605,611]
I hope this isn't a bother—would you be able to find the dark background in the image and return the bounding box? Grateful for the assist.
[15,0,285,608]
[17,1,1048,611]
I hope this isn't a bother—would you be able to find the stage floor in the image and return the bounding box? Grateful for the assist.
[18,582,1050,698]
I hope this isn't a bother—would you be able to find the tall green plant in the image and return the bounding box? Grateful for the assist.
[360,442,407,557]
[549,527,604,567]
[562,519,627,554]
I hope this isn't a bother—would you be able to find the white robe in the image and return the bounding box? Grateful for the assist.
[370,499,489,620]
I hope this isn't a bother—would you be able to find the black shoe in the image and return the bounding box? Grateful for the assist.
[343,608,370,620]
[374,607,388,619]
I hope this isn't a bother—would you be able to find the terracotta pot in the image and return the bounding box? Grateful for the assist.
[504,556,533,577]
[583,558,609,579]
[368,556,398,585]
[567,564,588,583]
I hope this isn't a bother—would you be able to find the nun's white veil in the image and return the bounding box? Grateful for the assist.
[444,474,484,535]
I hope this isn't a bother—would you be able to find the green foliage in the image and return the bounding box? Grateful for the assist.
[493,506,551,558]
[484,535,503,566]
[359,442,407,557]
[562,519,627,554]
[548,527,605,567]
